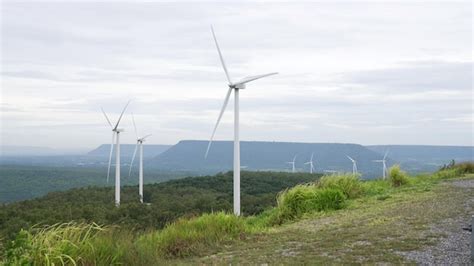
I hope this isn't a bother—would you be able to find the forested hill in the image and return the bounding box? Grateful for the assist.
[152,140,387,178]
[88,144,172,158]
[0,171,321,241]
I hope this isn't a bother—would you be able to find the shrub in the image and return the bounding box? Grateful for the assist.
[433,168,460,180]
[273,184,346,224]
[388,165,410,187]
[455,161,474,174]
[318,174,364,199]
[4,222,105,265]
[136,212,247,258]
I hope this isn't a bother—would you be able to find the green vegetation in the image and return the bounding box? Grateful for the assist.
[273,185,346,224]
[137,212,248,258]
[0,171,320,243]
[1,162,473,264]
[4,223,105,265]
[318,174,364,198]
[388,165,410,187]
[0,165,188,203]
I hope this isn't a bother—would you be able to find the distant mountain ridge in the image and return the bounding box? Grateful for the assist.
[152,140,390,178]
[366,145,473,172]
[366,145,473,161]
[88,144,172,158]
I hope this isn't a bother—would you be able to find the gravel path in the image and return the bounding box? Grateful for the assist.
[401,180,474,265]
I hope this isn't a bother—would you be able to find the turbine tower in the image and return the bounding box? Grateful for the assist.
[304,152,316,173]
[101,100,131,207]
[286,155,297,173]
[205,26,278,216]
[373,151,389,179]
[346,155,358,175]
[129,113,152,204]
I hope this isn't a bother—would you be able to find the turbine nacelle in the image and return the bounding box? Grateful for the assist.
[230,83,246,90]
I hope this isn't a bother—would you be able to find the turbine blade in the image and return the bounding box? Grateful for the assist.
[107,132,115,183]
[141,134,152,140]
[346,155,355,162]
[101,108,113,128]
[383,150,389,160]
[129,142,138,178]
[131,112,138,139]
[205,87,233,158]
[234,72,278,85]
[211,26,232,84]
[114,99,131,130]
[293,155,297,163]
[310,152,314,162]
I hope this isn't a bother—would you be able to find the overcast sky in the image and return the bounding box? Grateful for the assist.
[1,1,472,151]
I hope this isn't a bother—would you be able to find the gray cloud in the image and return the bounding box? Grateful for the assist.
[1,2,472,149]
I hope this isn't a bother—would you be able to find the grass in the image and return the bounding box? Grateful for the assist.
[272,185,346,224]
[136,212,248,258]
[2,162,473,264]
[318,173,364,198]
[3,222,105,265]
[388,165,410,187]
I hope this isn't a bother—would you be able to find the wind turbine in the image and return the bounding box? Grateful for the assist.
[373,151,389,179]
[346,155,358,175]
[205,26,278,216]
[128,113,152,204]
[101,100,131,207]
[286,155,297,173]
[304,153,316,174]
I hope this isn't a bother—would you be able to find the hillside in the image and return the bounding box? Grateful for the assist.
[87,144,172,158]
[187,175,474,264]
[2,163,472,264]
[153,140,389,178]
[0,165,191,203]
[367,145,473,172]
[367,145,473,162]
[0,171,321,241]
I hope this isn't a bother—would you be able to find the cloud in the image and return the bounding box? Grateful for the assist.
[1,2,472,149]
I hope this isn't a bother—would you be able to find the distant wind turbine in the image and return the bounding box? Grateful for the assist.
[204,26,278,216]
[286,155,297,173]
[373,151,389,179]
[128,113,152,204]
[101,100,131,207]
[304,152,316,174]
[346,155,358,175]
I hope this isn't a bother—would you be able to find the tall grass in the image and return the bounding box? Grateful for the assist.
[388,165,410,187]
[136,212,248,258]
[434,161,474,180]
[4,222,105,265]
[272,183,347,224]
[318,174,364,198]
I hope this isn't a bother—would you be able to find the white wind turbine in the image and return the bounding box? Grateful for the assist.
[205,26,278,216]
[373,151,389,179]
[346,155,358,175]
[101,100,131,207]
[286,155,297,173]
[304,153,316,174]
[128,113,152,204]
